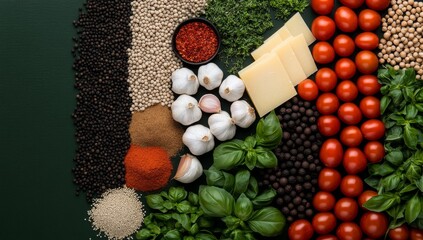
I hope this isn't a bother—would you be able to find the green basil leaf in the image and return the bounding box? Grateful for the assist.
[245,233,255,240]
[378,67,390,83]
[400,184,418,194]
[243,136,257,149]
[147,224,161,235]
[252,188,277,207]
[406,163,421,182]
[415,175,423,192]
[222,216,241,230]
[188,192,199,206]
[204,167,225,187]
[405,194,421,223]
[189,223,199,235]
[246,177,259,199]
[406,104,418,119]
[416,103,423,112]
[380,85,390,95]
[363,193,399,212]
[198,217,214,228]
[199,186,234,217]
[245,151,258,170]
[381,174,401,191]
[255,111,282,149]
[381,95,391,115]
[234,193,254,221]
[385,150,404,166]
[222,171,235,193]
[230,229,246,240]
[365,175,381,189]
[390,89,403,105]
[168,187,188,203]
[368,162,395,176]
[416,88,423,102]
[213,140,246,170]
[386,126,403,141]
[146,194,165,210]
[164,229,181,240]
[404,86,415,102]
[389,218,406,230]
[176,200,192,214]
[161,191,169,199]
[248,207,286,237]
[195,233,218,240]
[184,236,195,240]
[234,169,250,198]
[404,124,418,150]
[190,213,200,224]
[255,147,278,169]
[154,213,172,221]
[387,204,406,219]
[136,229,154,240]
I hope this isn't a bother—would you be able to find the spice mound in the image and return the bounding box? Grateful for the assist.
[88,187,145,240]
[124,145,173,192]
[175,21,219,63]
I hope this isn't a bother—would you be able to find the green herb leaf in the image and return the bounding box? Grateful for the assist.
[381,174,401,191]
[368,162,395,176]
[248,207,286,237]
[198,217,214,228]
[400,184,418,194]
[363,193,399,212]
[406,162,422,182]
[188,192,199,206]
[176,200,192,214]
[164,229,181,240]
[245,151,258,170]
[365,175,381,189]
[195,233,218,240]
[255,111,282,149]
[222,216,241,229]
[213,140,246,170]
[168,187,188,203]
[243,136,257,149]
[252,188,277,207]
[234,193,254,221]
[385,150,404,166]
[404,124,418,150]
[406,104,418,119]
[146,194,165,211]
[381,96,392,114]
[222,171,235,193]
[386,126,403,141]
[255,147,278,168]
[245,177,259,199]
[154,213,172,221]
[199,186,234,217]
[405,194,421,223]
[189,223,199,235]
[204,166,225,187]
[136,229,154,240]
[234,169,251,198]
[415,176,423,192]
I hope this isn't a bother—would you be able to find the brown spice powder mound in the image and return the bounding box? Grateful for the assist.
[129,104,184,157]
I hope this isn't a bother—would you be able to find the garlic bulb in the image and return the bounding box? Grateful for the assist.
[171,68,199,95]
[230,100,256,128]
[183,124,215,155]
[199,94,221,113]
[171,95,202,126]
[219,75,245,102]
[208,111,236,141]
[174,154,203,183]
[198,63,223,90]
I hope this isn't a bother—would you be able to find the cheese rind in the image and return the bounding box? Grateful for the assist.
[285,12,316,45]
[251,33,283,60]
[238,53,297,117]
[265,26,292,43]
[272,39,306,86]
[289,34,317,77]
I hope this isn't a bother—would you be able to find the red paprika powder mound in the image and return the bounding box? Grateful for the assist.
[124,145,172,192]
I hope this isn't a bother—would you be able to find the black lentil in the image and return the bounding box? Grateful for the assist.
[72,0,132,200]
[258,96,323,223]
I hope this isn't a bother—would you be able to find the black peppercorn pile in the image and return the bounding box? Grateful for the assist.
[258,96,323,223]
[72,0,132,200]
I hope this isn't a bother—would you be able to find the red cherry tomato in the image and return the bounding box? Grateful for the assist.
[338,103,362,125]
[389,224,410,240]
[340,175,363,197]
[312,16,336,41]
[340,0,364,8]
[355,50,379,74]
[298,79,319,101]
[312,212,337,235]
[410,228,423,240]
[318,115,341,136]
[358,9,381,31]
[317,235,339,240]
[340,126,363,147]
[288,219,314,240]
[343,148,367,174]
[357,75,381,95]
[319,168,342,192]
[313,191,336,212]
[311,0,335,15]
[317,93,340,115]
[358,190,378,209]
[320,139,344,167]
[364,141,384,163]
[360,96,380,118]
[365,0,390,11]
[336,80,358,102]
[334,198,359,221]
[334,7,358,32]
[336,222,362,240]
[361,119,385,140]
[333,34,355,57]
[335,58,356,79]
[313,42,336,64]
[355,32,379,50]
[360,212,389,239]
[315,68,338,92]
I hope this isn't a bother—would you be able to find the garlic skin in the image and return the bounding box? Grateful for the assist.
[171,68,199,95]
[198,63,223,90]
[230,100,256,128]
[199,94,221,113]
[174,154,203,184]
[171,95,202,126]
[219,75,245,102]
[183,124,215,156]
[208,111,236,141]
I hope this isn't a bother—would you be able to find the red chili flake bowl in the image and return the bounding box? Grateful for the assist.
[172,17,221,65]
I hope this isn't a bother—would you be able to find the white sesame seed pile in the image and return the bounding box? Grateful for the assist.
[128,0,208,112]
[379,0,423,78]
[88,187,145,240]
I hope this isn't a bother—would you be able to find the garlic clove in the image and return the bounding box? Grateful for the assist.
[208,111,236,141]
[230,100,256,128]
[174,154,203,184]
[171,95,202,126]
[182,124,215,155]
[171,68,199,95]
[219,75,245,102]
[198,63,223,90]
[199,94,221,113]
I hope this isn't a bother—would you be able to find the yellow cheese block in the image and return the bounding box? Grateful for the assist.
[251,33,283,60]
[265,26,292,43]
[272,38,307,86]
[288,34,317,77]
[285,12,316,46]
[238,53,297,117]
